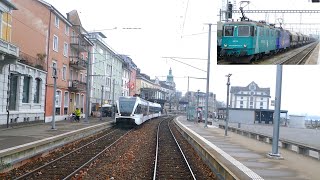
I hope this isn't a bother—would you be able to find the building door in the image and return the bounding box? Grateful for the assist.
[9,75,18,110]
[70,92,75,113]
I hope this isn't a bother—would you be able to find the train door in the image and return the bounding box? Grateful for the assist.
[255,27,260,54]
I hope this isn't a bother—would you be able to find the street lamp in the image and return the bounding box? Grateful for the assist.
[225,73,232,136]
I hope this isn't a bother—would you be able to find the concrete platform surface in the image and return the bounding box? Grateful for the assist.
[0,117,113,151]
[177,116,320,180]
[219,121,320,149]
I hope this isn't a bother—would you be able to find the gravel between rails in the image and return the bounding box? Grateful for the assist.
[79,116,216,179]
[0,126,117,179]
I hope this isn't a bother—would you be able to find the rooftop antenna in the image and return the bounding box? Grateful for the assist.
[240,1,250,21]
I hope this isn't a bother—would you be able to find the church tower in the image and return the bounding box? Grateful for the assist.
[166,68,175,88]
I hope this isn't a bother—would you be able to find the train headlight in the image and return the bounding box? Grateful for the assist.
[243,44,247,48]
[224,44,227,47]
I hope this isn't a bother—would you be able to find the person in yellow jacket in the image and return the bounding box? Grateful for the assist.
[74,108,81,122]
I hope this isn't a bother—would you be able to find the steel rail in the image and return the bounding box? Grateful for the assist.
[296,44,318,65]
[153,117,196,180]
[63,129,133,180]
[279,42,318,65]
[15,127,119,180]
[152,118,164,180]
[167,119,196,180]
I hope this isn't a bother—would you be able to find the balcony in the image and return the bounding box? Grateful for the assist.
[70,35,92,52]
[68,80,86,92]
[69,56,87,70]
[0,38,19,57]
[0,38,19,73]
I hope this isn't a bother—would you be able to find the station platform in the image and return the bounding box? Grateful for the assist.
[0,117,113,171]
[306,41,320,64]
[175,116,320,180]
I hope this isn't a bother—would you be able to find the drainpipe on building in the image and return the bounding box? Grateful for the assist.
[6,64,11,128]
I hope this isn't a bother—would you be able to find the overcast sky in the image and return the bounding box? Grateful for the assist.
[43,0,320,116]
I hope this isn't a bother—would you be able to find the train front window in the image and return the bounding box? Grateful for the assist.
[224,26,234,36]
[238,26,250,36]
[119,98,136,113]
[250,26,255,36]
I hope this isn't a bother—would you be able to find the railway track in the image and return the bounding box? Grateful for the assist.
[14,127,132,180]
[277,42,318,65]
[153,117,196,180]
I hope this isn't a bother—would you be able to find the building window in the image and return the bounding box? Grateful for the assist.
[34,78,41,103]
[80,94,84,113]
[250,97,253,101]
[250,91,254,95]
[55,15,59,28]
[261,97,263,100]
[62,65,67,80]
[70,69,73,80]
[76,94,80,107]
[53,35,58,52]
[260,107,263,109]
[250,102,253,105]
[250,106,253,109]
[80,73,83,82]
[240,105,243,108]
[22,76,31,103]
[240,101,243,105]
[241,96,243,99]
[55,90,61,115]
[65,25,69,36]
[260,102,263,106]
[63,42,68,57]
[9,75,18,110]
[64,92,69,115]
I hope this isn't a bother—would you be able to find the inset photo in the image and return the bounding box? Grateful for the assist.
[217,0,320,65]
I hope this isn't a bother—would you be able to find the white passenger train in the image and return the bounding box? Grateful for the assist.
[115,96,162,125]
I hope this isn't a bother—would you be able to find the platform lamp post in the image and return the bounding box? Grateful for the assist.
[84,51,91,124]
[100,85,104,121]
[225,73,232,136]
[51,66,57,130]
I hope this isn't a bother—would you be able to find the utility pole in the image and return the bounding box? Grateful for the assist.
[226,0,229,22]
[197,90,200,110]
[187,76,190,120]
[269,65,283,158]
[85,51,91,124]
[100,85,104,121]
[225,73,232,136]
[112,79,115,105]
[52,67,57,130]
[204,23,212,128]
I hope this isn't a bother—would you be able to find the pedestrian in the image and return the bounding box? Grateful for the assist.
[75,108,81,122]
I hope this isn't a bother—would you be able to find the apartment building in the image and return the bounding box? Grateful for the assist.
[88,32,113,110]
[119,55,138,96]
[66,10,93,117]
[0,0,20,125]
[230,81,271,109]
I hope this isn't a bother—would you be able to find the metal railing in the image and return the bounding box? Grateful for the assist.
[0,38,19,57]
[69,56,87,70]
[68,80,86,91]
